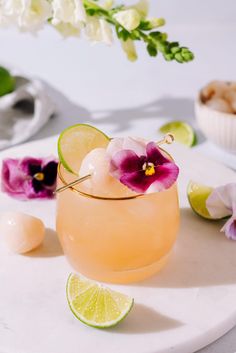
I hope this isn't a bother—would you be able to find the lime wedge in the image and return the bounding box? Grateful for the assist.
[159,121,196,147]
[0,67,15,97]
[58,124,110,175]
[187,181,213,219]
[66,273,134,328]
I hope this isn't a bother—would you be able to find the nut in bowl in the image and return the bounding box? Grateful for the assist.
[195,80,236,154]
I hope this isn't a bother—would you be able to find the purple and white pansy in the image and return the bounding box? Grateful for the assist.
[1,157,58,200]
[206,183,236,240]
[107,137,179,194]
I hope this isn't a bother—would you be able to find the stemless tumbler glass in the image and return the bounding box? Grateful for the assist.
[56,162,180,284]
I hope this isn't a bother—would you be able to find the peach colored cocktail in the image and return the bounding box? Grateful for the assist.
[57,171,179,284]
[56,124,180,283]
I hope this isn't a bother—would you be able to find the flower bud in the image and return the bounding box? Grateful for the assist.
[148,17,165,29]
[121,39,137,61]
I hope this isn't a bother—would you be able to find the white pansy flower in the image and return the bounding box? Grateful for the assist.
[121,38,137,62]
[85,17,113,45]
[113,9,141,32]
[52,0,86,27]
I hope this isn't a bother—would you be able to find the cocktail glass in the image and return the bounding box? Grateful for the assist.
[56,161,180,284]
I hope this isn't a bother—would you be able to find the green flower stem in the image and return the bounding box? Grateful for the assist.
[82,0,194,63]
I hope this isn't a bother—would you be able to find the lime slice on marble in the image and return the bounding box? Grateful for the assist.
[58,124,110,175]
[0,67,15,97]
[66,273,134,328]
[187,181,213,219]
[159,121,196,147]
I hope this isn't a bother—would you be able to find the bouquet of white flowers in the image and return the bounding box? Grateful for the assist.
[0,0,194,62]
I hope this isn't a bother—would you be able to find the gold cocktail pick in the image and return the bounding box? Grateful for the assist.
[55,133,175,194]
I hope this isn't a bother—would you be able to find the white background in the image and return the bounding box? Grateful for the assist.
[0,1,236,352]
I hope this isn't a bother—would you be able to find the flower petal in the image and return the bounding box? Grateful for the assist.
[146,142,171,165]
[32,179,43,193]
[146,162,179,193]
[107,137,146,159]
[20,157,43,176]
[221,213,236,240]
[118,161,179,194]
[110,149,141,180]
[206,183,236,218]
[42,161,58,187]
[120,170,157,193]
[1,159,27,199]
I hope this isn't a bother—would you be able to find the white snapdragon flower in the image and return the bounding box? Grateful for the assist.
[131,0,149,18]
[54,22,81,37]
[102,0,114,10]
[1,0,52,31]
[85,17,113,45]
[113,8,141,32]
[121,38,137,62]
[20,0,52,31]
[0,4,8,26]
[99,19,113,45]
[51,0,86,27]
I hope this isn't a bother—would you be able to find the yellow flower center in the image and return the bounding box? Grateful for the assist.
[143,162,155,176]
[34,172,44,181]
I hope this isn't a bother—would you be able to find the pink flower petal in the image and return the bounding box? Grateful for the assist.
[146,142,171,165]
[107,137,146,158]
[20,157,43,175]
[1,159,28,200]
[110,149,142,180]
[147,163,179,193]
[113,160,179,194]
[206,183,236,219]
[120,171,158,193]
[221,213,236,240]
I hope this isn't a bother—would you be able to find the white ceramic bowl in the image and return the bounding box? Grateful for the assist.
[195,94,236,154]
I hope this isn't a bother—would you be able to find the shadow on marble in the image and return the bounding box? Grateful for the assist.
[31,82,205,145]
[110,303,183,334]
[31,81,93,141]
[26,228,63,258]
[135,208,236,288]
[88,96,205,144]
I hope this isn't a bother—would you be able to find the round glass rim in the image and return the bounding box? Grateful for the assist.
[57,148,174,201]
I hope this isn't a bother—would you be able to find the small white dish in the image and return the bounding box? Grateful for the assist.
[195,93,236,154]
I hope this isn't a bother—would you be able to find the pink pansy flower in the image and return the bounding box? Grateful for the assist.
[1,157,58,200]
[108,137,179,194]
[206,183,236,240]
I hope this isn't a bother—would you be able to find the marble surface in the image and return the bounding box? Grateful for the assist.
[0,136,236,353]
[0,2,236,351]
